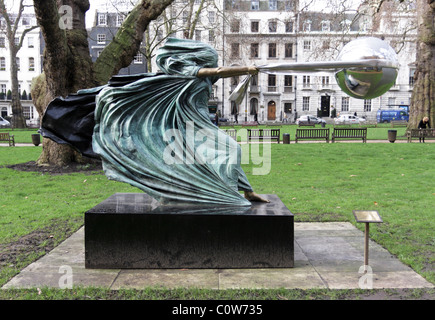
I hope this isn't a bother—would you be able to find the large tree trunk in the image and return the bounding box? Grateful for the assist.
[33,0,95,166]
[409,0,435,128]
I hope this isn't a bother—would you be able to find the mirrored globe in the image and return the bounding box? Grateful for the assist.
[335,37,399,99]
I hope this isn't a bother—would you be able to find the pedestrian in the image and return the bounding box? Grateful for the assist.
[418,116,431,142]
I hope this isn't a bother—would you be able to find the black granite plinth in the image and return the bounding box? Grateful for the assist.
[85,193,294,269]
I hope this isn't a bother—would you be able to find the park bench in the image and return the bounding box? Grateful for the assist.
[223,129,237,140]
[0,132,15,146]
[391,120,408,128]
[295,128,329,143]
[298,122,316,127]
[248,128,280,143]
[407,128,435,142]
[332,127,367,143]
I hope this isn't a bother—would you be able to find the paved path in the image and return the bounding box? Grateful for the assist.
[2,222,433,290]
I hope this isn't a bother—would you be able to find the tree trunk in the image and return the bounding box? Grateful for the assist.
[34,0,95,166]
[9,45,27,128]
[409,0,435,128]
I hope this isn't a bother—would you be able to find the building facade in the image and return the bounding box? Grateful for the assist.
[0,1,417,126]
[146,0,417,123]
[0,13,41,126]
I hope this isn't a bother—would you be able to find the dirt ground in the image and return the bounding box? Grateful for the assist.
[2,161,434,300]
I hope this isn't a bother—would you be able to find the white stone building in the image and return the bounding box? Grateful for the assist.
[147,0,417,123]
[0,13,41,126]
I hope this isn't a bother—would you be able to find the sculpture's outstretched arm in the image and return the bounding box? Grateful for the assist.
[197,66,258,78]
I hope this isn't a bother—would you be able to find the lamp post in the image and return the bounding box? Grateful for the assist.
[353,210,383,273]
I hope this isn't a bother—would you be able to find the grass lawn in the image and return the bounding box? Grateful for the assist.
[0,142,434,300]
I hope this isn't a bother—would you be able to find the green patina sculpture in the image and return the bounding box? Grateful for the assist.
[92,38,266,206]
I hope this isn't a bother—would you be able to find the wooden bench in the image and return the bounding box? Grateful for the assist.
[407,129,435,142]
[223,129,237,140]
[248,129,280,143]
[332,128,367,143]
[298,122,316,127]
[0,132,15,146]
[295,128,329,143]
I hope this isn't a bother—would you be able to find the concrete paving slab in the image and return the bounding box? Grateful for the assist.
[2,222,434,291]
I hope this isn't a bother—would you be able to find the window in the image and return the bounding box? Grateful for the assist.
[251,21,259,33]
[0,37,5,48]
[302,97,310,111]
[268,43,277,58]
[303,75,311,88]
[388,97,396,106]
[117,14,125,27]
[16,57,20,71]
[0,57,5,71]
[28,37,34,48]
[1,84,6,95]
[285,43,293,58]
[208,11,215,24]
[269,21,277,33]
[134,53,143,64]
[28,57,35,71]
[409,68,415,86]
[341,19,351,32]
[183,11,188,23]
[97,34,106,44]
[14,37,19,46]
[364,99,372,112]
[303,40,311,50]
[341,97,349,112]
[321,20,330,32]
[22,17,30,26]
[230,19,240,33]
[208,30,215,42]
[269,0,277,10]
[303,20,311,32]
[250,98,258,115]
[251,43,259,58]
[321,76,329,87]
[195,30,201,41]
[285,21,293,33]
[231,43,240,58]
[98,13,107,26]
[284,75,293,92]
[23,106,34,119]
[268,74,276,92]
[251,0,259,10]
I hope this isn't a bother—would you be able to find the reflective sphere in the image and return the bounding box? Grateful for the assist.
[335,37,398,99]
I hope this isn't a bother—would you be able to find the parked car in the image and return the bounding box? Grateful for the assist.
[0,116,10,127]
[296,115,326,125]
[334,114,366,124]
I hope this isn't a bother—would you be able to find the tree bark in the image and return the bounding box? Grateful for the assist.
[409,0,435,128]
[34,0,95,165]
